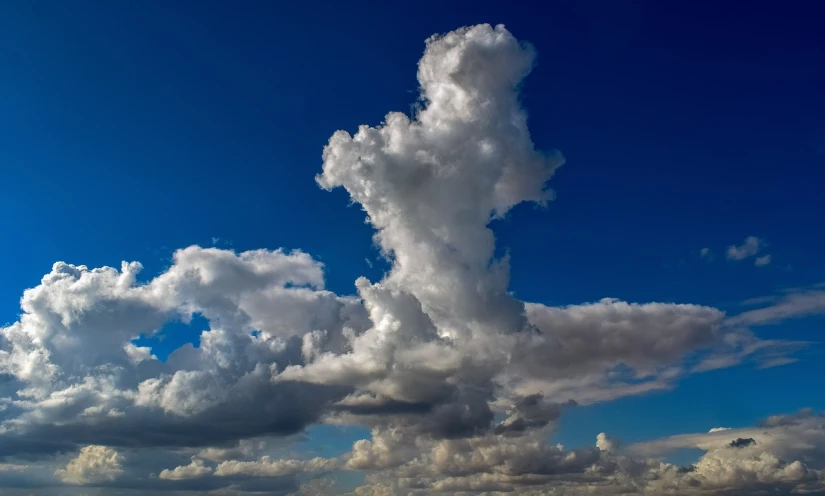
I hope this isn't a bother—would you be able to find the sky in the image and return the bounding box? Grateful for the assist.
[1,1,824,495]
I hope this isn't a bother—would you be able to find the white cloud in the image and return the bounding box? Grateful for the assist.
[123,342,156,365]
[196,440,259,462]
[596,432,619,453]
[316,23,563,345]
[277,24,567,438]
[628,410,825,464]
[274,24,775,441]
[214,456,341,477]
[55,445,124,485]
[158,457,212,480]
[0,245,368,459]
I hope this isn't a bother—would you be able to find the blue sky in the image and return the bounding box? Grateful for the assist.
[1,1,824,494]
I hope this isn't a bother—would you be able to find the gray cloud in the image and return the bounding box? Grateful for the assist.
[727,287,825,327]
[727,236,766,261]
[755,254,772,266]
[729,437,756,448]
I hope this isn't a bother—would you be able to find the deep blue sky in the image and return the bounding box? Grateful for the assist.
[1,0,824,452]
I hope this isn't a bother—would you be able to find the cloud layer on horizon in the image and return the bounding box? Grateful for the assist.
[0,24,819,495]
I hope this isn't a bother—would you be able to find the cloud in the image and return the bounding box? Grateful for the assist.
[521,299,722,374]
[0,463,29,472]
[346,426,604,483]
[758,356,800,368]
[158,457,212,480]
[627,410,825,461]
[727,286,825,327]
[727,236,765,261]
[196,441,259,462]
[690,328,805,373]
[339,413,825,495]
[0,246,370,466]
[755,254,772,266]
[700,248,714,261]
[729,437,756,448]
[726,236,773,266]
[277,23,568,439]
[55,445,124,485]
[339,411,825,495]
[316,23,562,344]
[494,395,572,435]
[0,23,813,494]
[214,456,341,478]
[291,477,341,496]
[123,342,157,365]
[596,432,619,453]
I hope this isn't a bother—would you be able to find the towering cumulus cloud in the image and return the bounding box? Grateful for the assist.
[278,23,567,436]
[277,23,722,434]
[0,24,817,495]
[319,24,561,338]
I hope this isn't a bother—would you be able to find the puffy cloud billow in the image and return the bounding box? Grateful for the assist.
[0,24,817,495]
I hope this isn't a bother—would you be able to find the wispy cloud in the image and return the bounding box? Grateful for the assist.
[727,287,825,327]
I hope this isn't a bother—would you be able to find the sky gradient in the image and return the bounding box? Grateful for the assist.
[1,1,824,495]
